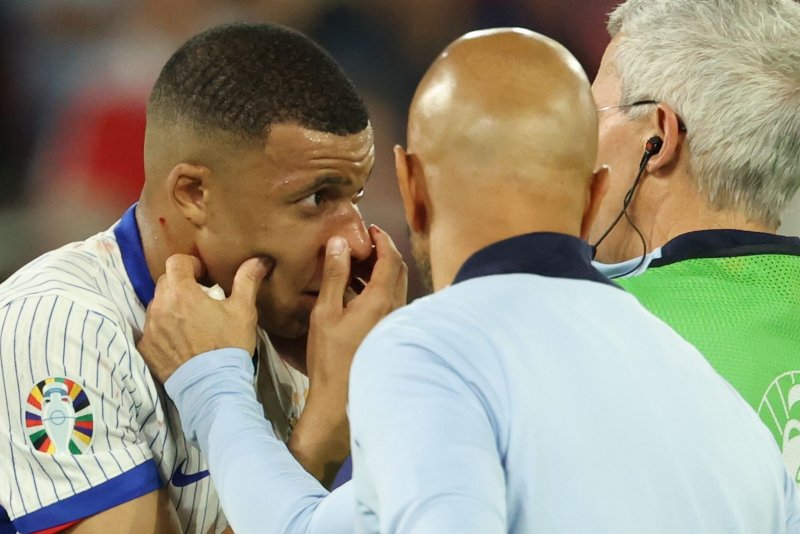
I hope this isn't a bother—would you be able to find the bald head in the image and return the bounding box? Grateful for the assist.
[409,28,597,191]
[398,28,605,290]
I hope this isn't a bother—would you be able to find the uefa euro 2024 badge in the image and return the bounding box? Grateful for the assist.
[25,378,94,455]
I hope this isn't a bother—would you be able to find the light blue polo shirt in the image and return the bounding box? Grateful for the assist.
[167,232,800,534]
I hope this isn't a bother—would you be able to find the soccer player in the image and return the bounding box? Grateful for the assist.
[588,0,800,480]
[0,23,405,533]
[138,28,800,533]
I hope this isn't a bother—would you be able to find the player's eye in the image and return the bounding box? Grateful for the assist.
[298,186,363,212]
[298,191,325,209]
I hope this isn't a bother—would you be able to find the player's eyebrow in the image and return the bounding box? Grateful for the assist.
[291,176,353,197]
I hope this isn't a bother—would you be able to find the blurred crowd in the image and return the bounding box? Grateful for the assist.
[1,0,797,296]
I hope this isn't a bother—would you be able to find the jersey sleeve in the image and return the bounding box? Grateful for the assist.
[348,325,508,534]
[0,295,160,533]
[165,348,352,534]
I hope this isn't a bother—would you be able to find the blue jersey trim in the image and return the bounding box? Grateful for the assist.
[453,232,617,288]
[11,459,161,533]
[113,204,156,307]
[649,229,800,268]
[331,455,352,490]
[0,505,14,534]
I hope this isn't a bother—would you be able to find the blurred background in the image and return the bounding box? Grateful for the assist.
[1,0,798,299]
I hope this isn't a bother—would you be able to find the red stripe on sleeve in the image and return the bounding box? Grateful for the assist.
[33,518,82,534]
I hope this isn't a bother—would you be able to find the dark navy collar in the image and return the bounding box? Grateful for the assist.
[650,229,800,268]
[453,232,617,288]
[113,204,156,307]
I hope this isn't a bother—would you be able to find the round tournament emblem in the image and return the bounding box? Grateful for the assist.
[25,377,93,455]
[759,371,800,483]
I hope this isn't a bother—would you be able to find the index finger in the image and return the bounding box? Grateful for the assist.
[315,236,351,316]
[165,254,205,282]
[364,225,403,291]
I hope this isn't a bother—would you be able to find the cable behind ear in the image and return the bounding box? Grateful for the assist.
[592,136,663,258]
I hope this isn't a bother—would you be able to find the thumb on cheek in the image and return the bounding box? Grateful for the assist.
[232,257,270,305]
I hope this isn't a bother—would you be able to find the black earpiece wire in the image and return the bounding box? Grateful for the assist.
[592,137,662,278]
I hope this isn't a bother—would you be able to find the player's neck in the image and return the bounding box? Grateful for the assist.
[135,201,192,285]
[269,334,308,375]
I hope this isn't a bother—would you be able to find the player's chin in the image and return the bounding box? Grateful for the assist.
[298,291,319,312]
[257,303,311,338]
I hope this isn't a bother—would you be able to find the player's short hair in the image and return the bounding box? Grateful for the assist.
[607,0,800,226]
[148,22,369,143]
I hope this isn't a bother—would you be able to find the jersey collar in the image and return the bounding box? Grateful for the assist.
[453,232,617,288]
[594,229,800,279]
[113,203,156,307]
[649,229,800,268]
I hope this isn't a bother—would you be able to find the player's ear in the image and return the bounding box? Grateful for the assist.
[394,145,431,234]
[581,166,609,240]
[168,163,210,228]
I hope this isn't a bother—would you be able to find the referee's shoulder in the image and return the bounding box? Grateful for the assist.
[365,288,485,355]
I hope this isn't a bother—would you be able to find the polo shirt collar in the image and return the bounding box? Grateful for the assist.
[113,203,156,307]
[453,232,616,288]
[649,229,800,268]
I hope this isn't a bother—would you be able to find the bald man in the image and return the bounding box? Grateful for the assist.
[138,28,800,533]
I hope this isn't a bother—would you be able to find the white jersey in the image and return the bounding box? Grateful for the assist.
[0,205,308,534]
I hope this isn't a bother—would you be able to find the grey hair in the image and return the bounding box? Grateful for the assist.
[607,0,800,226]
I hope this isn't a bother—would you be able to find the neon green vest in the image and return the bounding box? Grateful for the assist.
[619,249,800,481]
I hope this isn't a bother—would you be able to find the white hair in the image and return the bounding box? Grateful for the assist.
[608,0,800,226]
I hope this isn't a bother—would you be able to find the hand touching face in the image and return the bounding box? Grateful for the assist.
[137,254,268,383]
[137,225,407,387]
[196,123,376,340]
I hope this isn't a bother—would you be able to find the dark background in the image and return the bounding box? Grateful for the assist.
[1,0,797,297]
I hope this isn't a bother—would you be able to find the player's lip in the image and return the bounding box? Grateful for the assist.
[301,290,320,304]
[299,291,320,310]
[301,278,365,299]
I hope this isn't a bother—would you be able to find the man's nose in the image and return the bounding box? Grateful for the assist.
[337,205,372,262]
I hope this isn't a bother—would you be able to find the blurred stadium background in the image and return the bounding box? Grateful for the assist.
[1,0,798,299]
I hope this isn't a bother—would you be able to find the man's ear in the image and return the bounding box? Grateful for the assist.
[394,145,431,233]
[581,166,610,240]
[167,163,211,228]
[645,103,686,175]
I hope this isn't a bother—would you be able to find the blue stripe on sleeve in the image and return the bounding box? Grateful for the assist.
[11,459,161,533]
[0,505,16,534]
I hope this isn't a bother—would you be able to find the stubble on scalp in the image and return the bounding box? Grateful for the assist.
[410,230,433,294]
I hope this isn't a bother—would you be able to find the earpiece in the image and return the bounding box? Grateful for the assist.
[592,135,664,263]
[644,136,663,156]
